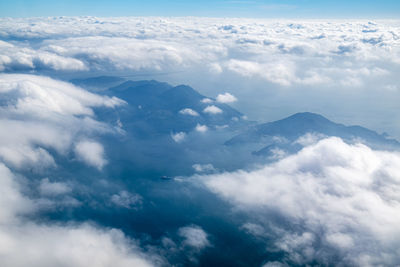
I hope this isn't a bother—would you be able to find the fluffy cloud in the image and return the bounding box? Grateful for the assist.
[74,140,107,170]
[192,163,215,173]
[171,132,186,143]
[200,98,213,104]
[0,40,87,72]
[1,17,398,89]
[179,108,199,116]
[0,74,124,169]
[195,124,208,133]
[111,191,142,209]
[216,92,237,103]
[203,105,223,114]
[39,178,71,196]
[178,225,210,250]
[0,163,156,267]
[0,224,155,267]
[198,137,400,266]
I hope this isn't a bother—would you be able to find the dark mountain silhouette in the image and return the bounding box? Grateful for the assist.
[97,79,248,138]
[226,112,400,156]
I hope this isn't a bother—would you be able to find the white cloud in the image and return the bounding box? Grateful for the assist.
[171,132,186,143]
[0,163,157,267]
[0,18,399,92]
[0,223,155,267]
[74,140,107,170]
[0,74,124,117]
[0,74,123,169]
[178,225,210,250]
[201,98,213,104]
[195,124,208,133]
[0,163,32,224]
[111,191,142,209]
[39,178,71,196]
[198,137,400,265]
[203,105,223,114]
[216,92,237,103]
[293,132,326,146]
[179,108,199,116]
[192,163,215,173]
[0,40,87,72]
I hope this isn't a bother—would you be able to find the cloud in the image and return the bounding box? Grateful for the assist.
[216,92,237,103]
[74,140,107,170]
[0,163,32,224]
[2,17,398,90]
[195,124,208,133]
[178,225,210,250]
[203,105,223,114]
[39,178,71,196]
[179,108,199,116]
[192,163,215,173]
[201,98,213,104]
[111,191,142,209]
[0,74,124,169]
[0,40,87,72]
[0,163,157,267]
[198,137,400,265]
[0,223,155,267]
[293,132,326,146]
[171,132,186,143]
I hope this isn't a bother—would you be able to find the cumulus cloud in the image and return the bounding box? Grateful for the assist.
[0,163,156,267]
[203,105,223,115]
[0,163,32,223]
[195,124,208,133]
[198,137,400,266]
[192,164,216,173]
[179,108,199,116]
[216,92,237,103]
[0,223,155,267]
[74,140,107,170]
[0,74,123,169]
[171,132,186,143]
[39,178,71,196]
[178,225,210,250]
[111,191,142,209]
[201,98,213,104]
[0,40,87,72]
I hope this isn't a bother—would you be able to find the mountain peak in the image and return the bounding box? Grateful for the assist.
[284,112,332,123]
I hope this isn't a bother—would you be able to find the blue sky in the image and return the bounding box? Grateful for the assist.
[1,0,399,18]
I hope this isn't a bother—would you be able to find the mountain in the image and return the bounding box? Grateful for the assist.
[98,79,249,138]
[226,112,400,156]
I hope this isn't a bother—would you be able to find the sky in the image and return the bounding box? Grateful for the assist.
[1,0,400,18]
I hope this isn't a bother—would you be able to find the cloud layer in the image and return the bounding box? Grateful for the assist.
[0,17,399,89]
[0,74,156,266]
[199,137,400,266]
[1,17,399,136]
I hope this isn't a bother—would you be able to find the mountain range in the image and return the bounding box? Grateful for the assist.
[72,76,400,164]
